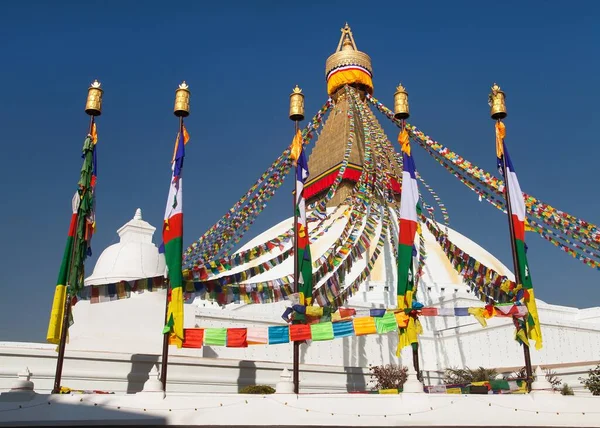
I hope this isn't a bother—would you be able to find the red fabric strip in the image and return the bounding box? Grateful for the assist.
[163,213,183,245]
[182,328,204,348]
[399,219,417,246]
[512,214,525,242]
[68,213,78,238]
[290,324,312,341]
[227,328,248,348]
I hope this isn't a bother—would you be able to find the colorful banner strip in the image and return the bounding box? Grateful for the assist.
[181,303,527,348]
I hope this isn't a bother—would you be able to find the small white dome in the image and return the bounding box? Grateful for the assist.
[85,209,166,285]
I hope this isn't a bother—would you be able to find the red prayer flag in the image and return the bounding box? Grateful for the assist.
[182,328,204,348]
[227,328,248,348]
[290,324,312,342]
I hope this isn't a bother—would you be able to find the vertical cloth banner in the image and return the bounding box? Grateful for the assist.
[290,130,313,307]
[161,124,190,348]
[396,129,421,355]
[496,122,542,350]
[47,129,99,344]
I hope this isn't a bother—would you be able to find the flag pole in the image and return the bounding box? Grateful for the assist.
[160,83,190,392]
[393,84,422,377]
[489,84,533,391]
[289,85,305,394]
[52,82,103,394]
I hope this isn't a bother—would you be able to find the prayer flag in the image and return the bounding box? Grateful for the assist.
[496,122,542,350]
[295,145,313,308]
[162,123,187,347]
[396,129,422,354]
[47,130,99,344]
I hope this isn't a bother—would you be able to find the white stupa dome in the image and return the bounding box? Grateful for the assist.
[85,208,166,286]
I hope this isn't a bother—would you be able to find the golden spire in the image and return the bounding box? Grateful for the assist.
[325,23,373,96]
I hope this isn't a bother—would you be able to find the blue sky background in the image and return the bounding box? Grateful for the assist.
[0,1,598,342]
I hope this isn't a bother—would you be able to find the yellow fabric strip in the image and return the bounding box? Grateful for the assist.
[46,284,67,344]
[525,289,543,350]
[326,69,374,96]
[167,287,184,348]
[305,306,324,317]
[353,317,377,336]
[289,130,303,164]
[396,317,422,357]
[468,307,488,327]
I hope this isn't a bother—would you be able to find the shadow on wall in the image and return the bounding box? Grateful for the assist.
[0,395,168,426]
[343,335,367,392]
[126,354,160,394]
[237,360,257,391]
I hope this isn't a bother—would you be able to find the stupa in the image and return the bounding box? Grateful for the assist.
[1,25,600,401]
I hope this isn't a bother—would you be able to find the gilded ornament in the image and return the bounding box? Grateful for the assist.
[174,81,191,117]
[85,80,103,116]
[289,85,305,121]
[393,83,410,120]
[489,83,507,120]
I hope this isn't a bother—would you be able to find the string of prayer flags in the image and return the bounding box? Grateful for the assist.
[366,93,600,264]
[180,303,528,348]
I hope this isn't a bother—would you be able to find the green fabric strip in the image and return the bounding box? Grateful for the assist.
[204,328,227,346]
[515,239,532,289]
[397,243,414,298]
[310,322,334,341]
[297,246,313,302]
[57,235,74,286]
[165,236,183,289]
[375,313,398,334]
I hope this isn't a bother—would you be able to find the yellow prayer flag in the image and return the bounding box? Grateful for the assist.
[289,130,303,164]
[495,121,506,159]
[398,128,410,155]
[91,122,98,144]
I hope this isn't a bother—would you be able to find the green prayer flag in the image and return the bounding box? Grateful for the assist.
[375,313,398,334]
[204,328,227,346]
[310,322,334,341]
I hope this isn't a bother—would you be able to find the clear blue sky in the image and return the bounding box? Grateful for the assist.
[0,1,598,342]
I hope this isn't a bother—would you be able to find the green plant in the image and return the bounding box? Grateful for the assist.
[239,385,275,394]
[560,383,574,396]
[369,364,407,390]
[443,367,498,385]
[579,364,600,396]
[505,367,562,391]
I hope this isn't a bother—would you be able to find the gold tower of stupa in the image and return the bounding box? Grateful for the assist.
[305,24,402,207]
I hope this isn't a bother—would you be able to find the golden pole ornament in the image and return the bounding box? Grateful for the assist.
[489,83,507,120]
[174,81,191,117]
[85,80,103,116]
[393,83,410,120]
[289,85,305,122]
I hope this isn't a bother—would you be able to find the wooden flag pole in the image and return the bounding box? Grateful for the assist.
[289,85,305,394]
[490,84,533,391]
[52,82,103,394]
[393,84,421,377]
[161,82,190,392]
